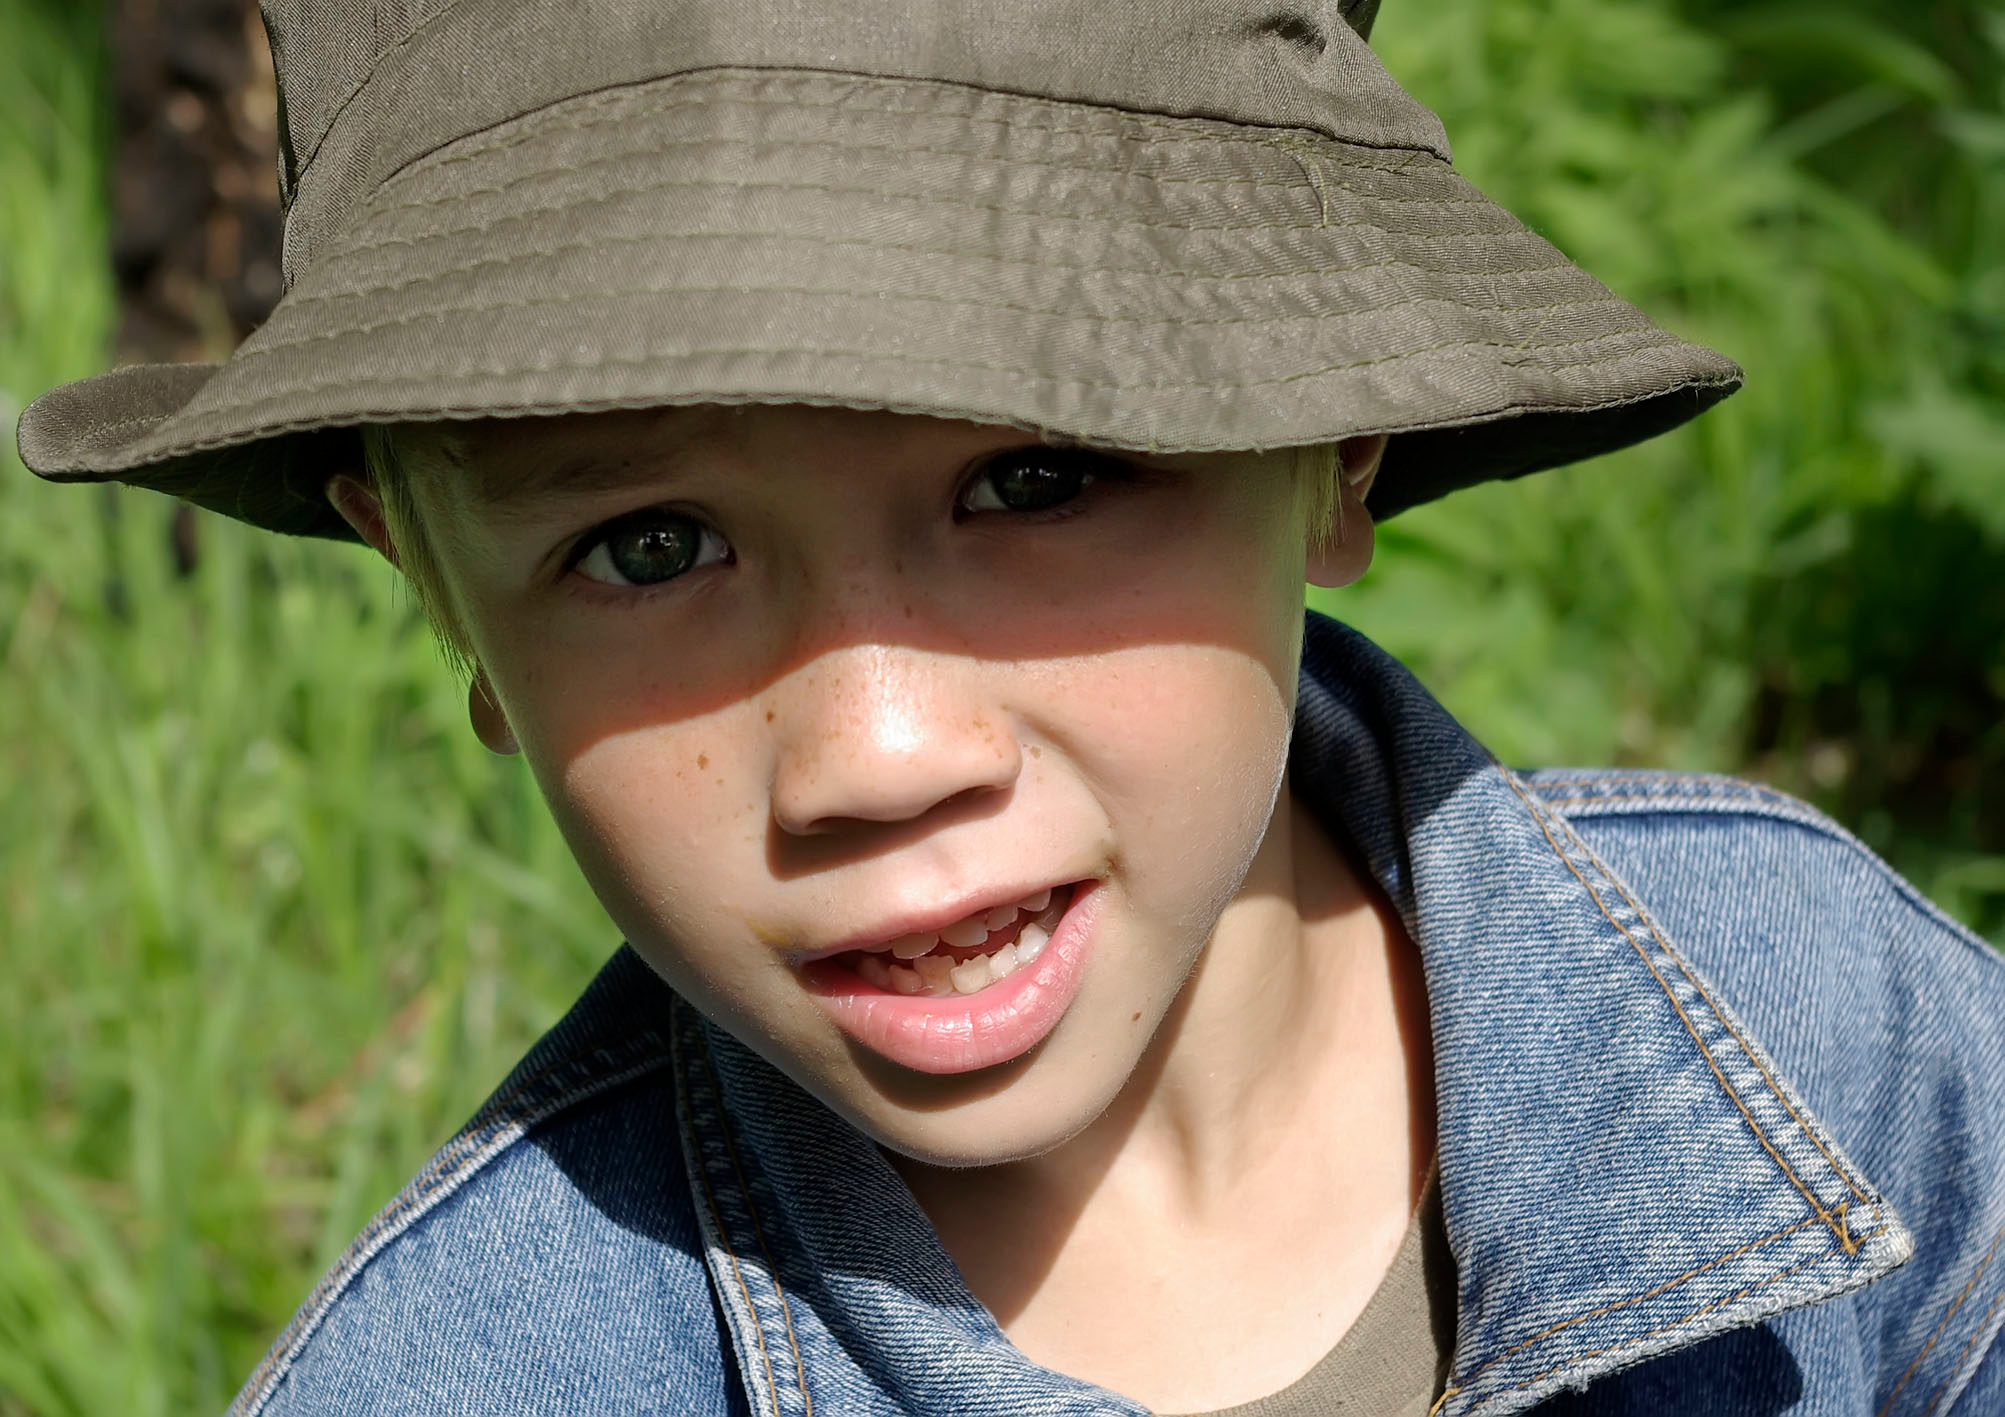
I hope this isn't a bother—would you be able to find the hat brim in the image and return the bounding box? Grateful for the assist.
[19,67,1740,538]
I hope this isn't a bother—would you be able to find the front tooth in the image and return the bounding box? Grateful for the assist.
[987,942,1021,980]
[1016,921,1050,962]
[1020,888,1052,913]
[984,903,1018,932]
[950,955,992,993]
[889,964,926,994]
[856,955,894,990]
[913,955,956,993]
[940,916,989,948]
[890,933,935,959]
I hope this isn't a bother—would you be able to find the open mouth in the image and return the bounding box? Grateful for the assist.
[826,885,1073,998]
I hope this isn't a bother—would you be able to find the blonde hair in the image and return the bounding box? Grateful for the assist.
[360,422,1349,675]
[359,422,479,677]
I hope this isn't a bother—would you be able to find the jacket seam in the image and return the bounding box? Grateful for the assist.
[1504,768,1872,1252]
[677,1019,787,1417]
[691,1021,818,1417]
[230,1037,671,1417]
[1457,1249,1837,1414]
[1447,1213,1825,1394]
[1533,774,2004,974]
[1923,1268,2005,1417]
[1883,1220,2005,1417]
[1567,815,1876,1210]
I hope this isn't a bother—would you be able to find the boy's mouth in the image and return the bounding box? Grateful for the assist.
[824,885,1072,997]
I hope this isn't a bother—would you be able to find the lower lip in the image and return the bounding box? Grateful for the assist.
[799,883,1102,1075]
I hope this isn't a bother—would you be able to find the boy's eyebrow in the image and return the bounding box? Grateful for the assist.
[470,443,702,521]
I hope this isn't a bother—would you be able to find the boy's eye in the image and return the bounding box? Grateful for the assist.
[958,448,1105,515]
[574,511,728,587]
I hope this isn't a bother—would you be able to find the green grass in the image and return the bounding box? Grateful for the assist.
[3,0,2002,1410]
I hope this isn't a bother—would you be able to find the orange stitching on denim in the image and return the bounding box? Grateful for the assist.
[1534,781,1880,1211]
[1501,770,1860,1251]
[1882,1221,2005,1417]
[1920,1265,2005,1417]
[1446,1214,1823,1395]
[1615,876,1874,1209]
[694,1033,817,1416]
[1462,1251,1831,1413]
[672,1008,786,1417]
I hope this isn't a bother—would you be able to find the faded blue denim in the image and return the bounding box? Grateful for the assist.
[228,615,2005,1416]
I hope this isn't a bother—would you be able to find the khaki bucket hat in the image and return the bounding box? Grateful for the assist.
[17,0,1741,539]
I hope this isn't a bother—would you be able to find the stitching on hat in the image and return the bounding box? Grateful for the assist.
[299,223,1575,311]
[251,279,1633,363]
[369,67,1451,198]
[323,175,1526,276]
[363,123,1487,226]
[160,325,1673,429]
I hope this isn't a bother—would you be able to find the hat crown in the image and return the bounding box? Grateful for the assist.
[259,0,1446,280]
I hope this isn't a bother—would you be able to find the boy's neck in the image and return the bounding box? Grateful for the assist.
[887,781,1437,1404]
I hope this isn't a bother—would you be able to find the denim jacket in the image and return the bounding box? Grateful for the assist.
[228,615,2005,1417]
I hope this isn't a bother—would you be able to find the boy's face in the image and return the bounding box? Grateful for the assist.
[395,405,1354,1166]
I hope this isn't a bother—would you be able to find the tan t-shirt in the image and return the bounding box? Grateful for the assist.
[1163,1173,1456,1417]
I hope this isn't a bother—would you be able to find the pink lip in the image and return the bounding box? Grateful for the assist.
[800,881,1102,1075]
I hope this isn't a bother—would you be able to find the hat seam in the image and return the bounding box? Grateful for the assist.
[366,129,1490,228]
[298,224,1574,315]
[362,89,1468,221]
[245,278,1637,366]
[353,65,1454,212]
[314,172,1530,282]
[103,324,1682,438]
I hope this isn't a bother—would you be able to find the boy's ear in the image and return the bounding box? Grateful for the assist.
[326,473,400,566]
[1305,433,1389,589]
[469,670,520,756]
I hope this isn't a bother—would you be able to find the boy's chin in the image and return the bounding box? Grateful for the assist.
[839,1048,1130,1172]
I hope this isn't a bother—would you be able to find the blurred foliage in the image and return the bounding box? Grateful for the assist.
[1325,0,2005,939]
[0,0,2001,1411]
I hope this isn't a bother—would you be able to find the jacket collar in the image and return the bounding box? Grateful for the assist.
[669,614,1911,1417]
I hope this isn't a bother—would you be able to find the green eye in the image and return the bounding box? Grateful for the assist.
[576,512,726,586]
[960,449,1101,514]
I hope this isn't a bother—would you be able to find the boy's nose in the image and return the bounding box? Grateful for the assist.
[766,644,1021,836]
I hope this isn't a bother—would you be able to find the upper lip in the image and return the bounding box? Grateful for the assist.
[786,880,1076,964]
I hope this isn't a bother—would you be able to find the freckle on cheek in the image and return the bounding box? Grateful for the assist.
[697,754,709,769]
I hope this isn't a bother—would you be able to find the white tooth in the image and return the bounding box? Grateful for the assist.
[856,955,894,990]
[985,903,1018,932]
[862,940,895,953]
[1020,887,1052,913]
[913,955,956,993]
[950,955,992,994]
[889,964,926,994]
[890,933,936,959]
[1016,922,1050,962]
[987,942,1021,980]
[940,916,989,948]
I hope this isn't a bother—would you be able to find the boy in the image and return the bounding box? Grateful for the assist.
[18,1,2004,1414]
